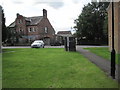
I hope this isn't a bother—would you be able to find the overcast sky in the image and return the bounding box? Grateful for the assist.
[0,0,91,33]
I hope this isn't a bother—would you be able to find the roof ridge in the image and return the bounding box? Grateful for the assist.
[25,16,43,18]
[57,31,72,34]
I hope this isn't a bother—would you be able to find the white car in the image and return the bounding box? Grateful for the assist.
[31,40,44,48]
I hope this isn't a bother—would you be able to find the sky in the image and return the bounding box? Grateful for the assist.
[0,0,91,33]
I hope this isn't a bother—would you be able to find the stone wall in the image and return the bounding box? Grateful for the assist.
[0,5,2,90]
[0,6,2,53]
[107,2,120,54]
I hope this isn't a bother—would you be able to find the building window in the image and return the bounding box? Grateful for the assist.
[19,27,24,34]
[19,27,22,32]
[20,20,22,24]
[33,27,35,32]
[33,27,36,32]
[18,19,23,24]
[35,27,38,31]
[28,27,32,32]
[45,27,48,33]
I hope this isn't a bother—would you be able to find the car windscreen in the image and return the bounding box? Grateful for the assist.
[34,42,42,43]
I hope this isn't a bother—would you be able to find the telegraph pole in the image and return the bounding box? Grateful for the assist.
[111,1,116,79]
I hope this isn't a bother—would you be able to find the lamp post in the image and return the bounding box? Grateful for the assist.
[111,1,116,79]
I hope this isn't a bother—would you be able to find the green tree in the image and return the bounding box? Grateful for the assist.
[74,2,109,45]
[2,9,7,42]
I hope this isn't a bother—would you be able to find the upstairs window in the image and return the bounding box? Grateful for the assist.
[44,27,48,33]
[33,27,36,32]
[28,27,32,32]
[18,19,23,24]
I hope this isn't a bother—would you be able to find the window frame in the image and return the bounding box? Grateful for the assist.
[44,27,48,33]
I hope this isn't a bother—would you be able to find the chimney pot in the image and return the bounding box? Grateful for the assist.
[43,9,47,18]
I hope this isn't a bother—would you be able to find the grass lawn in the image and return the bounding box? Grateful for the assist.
[2,48,119,88]
[84,47,120,64]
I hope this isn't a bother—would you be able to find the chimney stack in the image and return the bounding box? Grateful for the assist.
[17,13,20,18]
[43,9,47,18]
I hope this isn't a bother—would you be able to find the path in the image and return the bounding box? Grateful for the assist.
[76,46,119,82]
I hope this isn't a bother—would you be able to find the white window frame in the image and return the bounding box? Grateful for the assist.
[18,19,22,24]
[19,27,22,32]
[19,27,24,34]
[20,20,22,24]
[45,27,48,33]
[33,27,36,32]
[35,27,37,32]
[28,27,32,32]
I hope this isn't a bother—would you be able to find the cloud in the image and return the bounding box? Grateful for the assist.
[34,0,64,9]
[72,0,91,5]
[2,0,91,33]
[12,1,23,4]
[12,0,24,4]
[47,2,64,9]
[72,0,80,4]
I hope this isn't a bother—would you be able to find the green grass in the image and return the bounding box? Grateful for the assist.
[3,48,119,88]
[84,47,119,64]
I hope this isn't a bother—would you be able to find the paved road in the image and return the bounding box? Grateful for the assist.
[2,45,108,49]
[2,46,64,49]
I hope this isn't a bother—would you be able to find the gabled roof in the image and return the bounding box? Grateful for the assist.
[8,16,43,27]
[8,22,15,27]
[57,31,72,35]
[25,16,43,25]
[57,31,72,37]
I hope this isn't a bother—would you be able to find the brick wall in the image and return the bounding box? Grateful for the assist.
[36,17,55,44]
[15,14,27,35]
[0,6,2,53]
[10,9,55,45]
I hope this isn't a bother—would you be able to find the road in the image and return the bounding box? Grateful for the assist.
[2,45,108,49]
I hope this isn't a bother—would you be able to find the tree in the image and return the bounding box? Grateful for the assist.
[2,8,7,42]
[74,2,109,45]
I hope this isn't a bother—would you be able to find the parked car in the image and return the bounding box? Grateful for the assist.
[31,40,44,48]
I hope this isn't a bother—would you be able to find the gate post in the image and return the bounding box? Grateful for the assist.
[64,37,76,52]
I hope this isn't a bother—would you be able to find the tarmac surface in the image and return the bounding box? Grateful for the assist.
[2,45,108,49]
[76,46,119,83]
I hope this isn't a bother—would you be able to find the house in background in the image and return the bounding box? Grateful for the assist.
[8,9,55,45]
[56,31,72,45]
[107,2,120,54]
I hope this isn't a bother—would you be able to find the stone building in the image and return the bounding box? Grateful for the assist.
[0,6,2,90]
[0,6,1,47]
[56,31,72,45]
[107,2,120,54]
[8,9,55,45]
